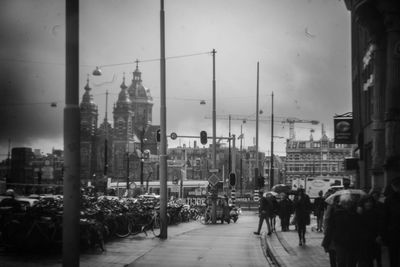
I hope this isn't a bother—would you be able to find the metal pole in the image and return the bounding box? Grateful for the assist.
[212,49,217,171]
[232,135,236,175]
[159,0,168,239]
[126,152,130,192]
[239,125,243,195]
[63,0,80,265]
[211,48,217,224]
[140,134,144,192]
[270,92,274,189]
[255,62,259,189]
[228,114,231,174]
[104,91,108,178]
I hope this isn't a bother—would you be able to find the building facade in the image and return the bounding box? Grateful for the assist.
[344,0,400,190]
[285,129,353,185]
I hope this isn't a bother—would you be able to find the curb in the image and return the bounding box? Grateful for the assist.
[262,232,286,267]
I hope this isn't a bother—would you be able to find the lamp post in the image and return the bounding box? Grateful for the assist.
[255,62,260,190]
[270,91,274,190]
[210,48,218,224]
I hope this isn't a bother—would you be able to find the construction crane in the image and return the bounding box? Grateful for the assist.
[282,117,319,140]
[204,115,319,140]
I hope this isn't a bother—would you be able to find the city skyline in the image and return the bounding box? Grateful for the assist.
[0,0,351,160]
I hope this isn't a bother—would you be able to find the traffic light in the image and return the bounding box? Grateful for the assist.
[156,129,161,142]
[229,173,236,186]
[200,130,207,145]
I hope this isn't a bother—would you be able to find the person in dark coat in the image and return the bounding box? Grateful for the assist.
[358,195,380,267]
[381,176,400,267]
[293,188,311,246]
[314,190,325,232]
[278,192,293,231]
[370,189,384,267]
[329,193,361,267]
[254,192,272,235]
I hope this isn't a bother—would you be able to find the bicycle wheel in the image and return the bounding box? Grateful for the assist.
[115,215,131,238]
[151,214,161,237]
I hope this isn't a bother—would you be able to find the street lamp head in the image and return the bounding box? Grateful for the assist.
[92,66,102,76]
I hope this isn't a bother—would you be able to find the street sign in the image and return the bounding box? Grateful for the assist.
[209,168,219,173]
[208,174,220,186]
[171,185,180,193]
[170,132,178,140]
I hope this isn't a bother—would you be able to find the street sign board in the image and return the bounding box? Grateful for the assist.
[170,132,178,140]
[209,168,219,173]
[208,174,220,186]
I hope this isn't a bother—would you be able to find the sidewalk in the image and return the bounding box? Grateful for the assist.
[263,219,329,267]
[0,211,269,267]
[263,218,391,267]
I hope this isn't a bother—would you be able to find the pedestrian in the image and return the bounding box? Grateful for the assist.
[370,189,384,267]
[269,194,279,232]
[322,191,338,267]
[314,190,325,232]
[293,188,311,246]
[381,176,400,267]
[358,195,380,267]
[278,192,293,231]
[254,191,272,235]
[0,189,22,212]
[328,193,361,267]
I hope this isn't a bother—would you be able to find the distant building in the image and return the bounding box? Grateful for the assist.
[264,155,286,186]
[285,126,353,185]
[80,63,157,187]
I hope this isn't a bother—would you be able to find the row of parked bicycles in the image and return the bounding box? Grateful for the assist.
[0,194,210,252]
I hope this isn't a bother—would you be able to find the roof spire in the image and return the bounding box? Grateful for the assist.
[84,74,91,91]
[135,59,139,70]
[120,72,127,89]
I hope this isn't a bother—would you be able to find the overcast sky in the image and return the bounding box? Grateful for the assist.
[0,0,351,159]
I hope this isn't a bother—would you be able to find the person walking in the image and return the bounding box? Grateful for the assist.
[358,196,380,267]
[293,188,311,246]
[381,176,400,267]
[329,193,361,267]
[314,190,325,232]
[254,191,272,235]
[278,192,293,231]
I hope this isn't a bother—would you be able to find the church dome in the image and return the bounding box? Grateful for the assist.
[80,76,97,110]
[117,75,131,104]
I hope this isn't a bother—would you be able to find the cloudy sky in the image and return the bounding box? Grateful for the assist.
[0,0,351,160]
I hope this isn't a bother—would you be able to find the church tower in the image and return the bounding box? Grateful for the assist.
[113,74,134,178]
[127,61,154,129]
[80,76,98,182]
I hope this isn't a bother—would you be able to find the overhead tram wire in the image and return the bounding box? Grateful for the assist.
[91,51,212,72]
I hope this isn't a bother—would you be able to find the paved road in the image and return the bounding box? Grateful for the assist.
[128,212,270,267]
[0,211,271,267]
